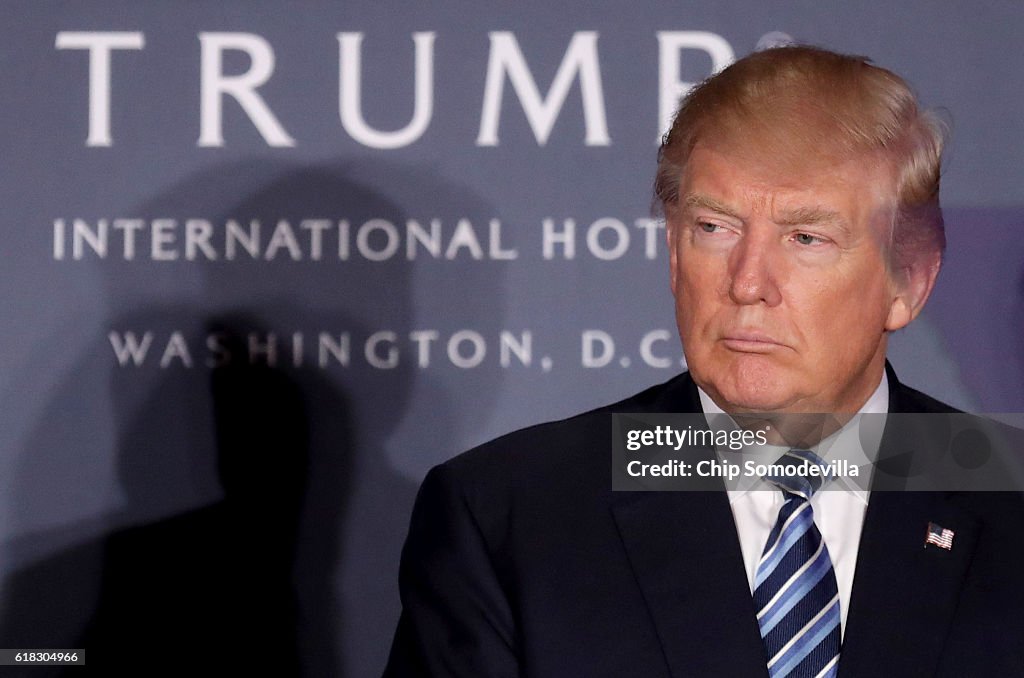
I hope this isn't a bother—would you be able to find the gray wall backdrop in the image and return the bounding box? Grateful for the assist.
[1,2,1022,675]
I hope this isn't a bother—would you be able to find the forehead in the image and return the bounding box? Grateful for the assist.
[680,143,898,228]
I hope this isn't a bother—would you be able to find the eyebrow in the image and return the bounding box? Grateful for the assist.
[683,193,851,235]
[774,205,845,228]
[683,194,742,219]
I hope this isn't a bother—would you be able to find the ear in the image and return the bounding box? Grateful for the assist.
[666,214,680,292]
[885,250,941,331]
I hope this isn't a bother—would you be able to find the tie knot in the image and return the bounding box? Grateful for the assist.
[763,449,833,500]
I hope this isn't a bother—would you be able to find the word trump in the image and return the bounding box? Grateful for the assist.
[54,30,745,147]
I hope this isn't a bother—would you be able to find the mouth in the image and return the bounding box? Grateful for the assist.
[720,331,786,353]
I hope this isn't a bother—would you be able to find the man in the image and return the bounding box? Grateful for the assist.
[384,46,1024,677]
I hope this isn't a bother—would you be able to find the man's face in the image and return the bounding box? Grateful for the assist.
[669,143,914,414]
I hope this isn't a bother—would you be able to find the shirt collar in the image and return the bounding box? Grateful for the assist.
[697,372,889,505]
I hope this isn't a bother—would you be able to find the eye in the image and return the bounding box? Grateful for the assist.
[698,221,723,233]
[793,232,824,246]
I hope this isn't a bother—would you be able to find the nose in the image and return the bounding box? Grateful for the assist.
[728,229,782,306]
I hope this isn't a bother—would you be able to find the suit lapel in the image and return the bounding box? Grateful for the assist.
[838,492,978,676]
[608,370,981,676]
[840,371,979,676]
[609,372,768,677]
[611,490,769,678]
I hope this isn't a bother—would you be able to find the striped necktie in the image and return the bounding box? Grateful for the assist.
[753,449,841,678]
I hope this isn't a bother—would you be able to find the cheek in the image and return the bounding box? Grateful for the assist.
[839,262,893,317]
[677,270,701,306]
[676,244,724,298]
[674,261,723,343]
[801,269,891,346]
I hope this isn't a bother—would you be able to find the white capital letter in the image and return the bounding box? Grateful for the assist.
[542,218,575,260]
[337,32,435,149]
[55,31,145,146]
[657,32,734,140]
[639,330,673,369]
[582,330,615,368]
[478,31,609,147]
[199,32,294,147]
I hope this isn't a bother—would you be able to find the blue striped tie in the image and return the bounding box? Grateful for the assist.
[753,449,841,678]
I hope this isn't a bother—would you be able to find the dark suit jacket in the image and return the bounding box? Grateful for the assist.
[384,370,1024,677]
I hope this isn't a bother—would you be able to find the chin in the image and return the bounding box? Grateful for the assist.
[716,384,794,413]
[703,356,802,414]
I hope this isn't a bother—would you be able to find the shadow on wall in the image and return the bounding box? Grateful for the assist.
[0,160,506,676]
[81,313,330,676]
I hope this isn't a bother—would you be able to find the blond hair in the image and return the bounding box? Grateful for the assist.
[654,45,946,269]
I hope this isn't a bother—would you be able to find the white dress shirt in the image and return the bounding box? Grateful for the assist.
[697,374,889,639]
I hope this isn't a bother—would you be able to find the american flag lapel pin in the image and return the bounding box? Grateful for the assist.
[924,522,954,551]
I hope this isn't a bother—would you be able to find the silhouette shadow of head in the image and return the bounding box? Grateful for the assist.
[72,157,506,676]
